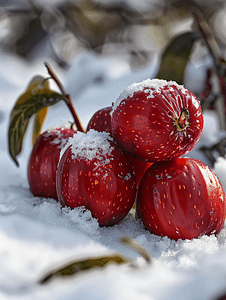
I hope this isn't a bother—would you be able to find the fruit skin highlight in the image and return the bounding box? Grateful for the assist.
[111,78,204,162]
[28,127,75,199]
[137,157,226,241]
[56,130,136,226]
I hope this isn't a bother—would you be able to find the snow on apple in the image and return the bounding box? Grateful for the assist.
[56,129,136,226]
[28,126,76,200]
[61,129,114,162]
[111,78,204,162]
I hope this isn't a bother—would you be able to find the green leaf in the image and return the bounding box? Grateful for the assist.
[8,78,65,166]
[39,254,128,285]
[156,31,200,85]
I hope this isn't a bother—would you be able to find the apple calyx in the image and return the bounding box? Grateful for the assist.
[174,107,189,133]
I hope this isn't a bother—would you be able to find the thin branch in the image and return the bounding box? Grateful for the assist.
[45,62,85,132]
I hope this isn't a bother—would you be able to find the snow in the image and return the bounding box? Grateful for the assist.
[61,130,113,161]
[48,120,74,131]
[49,128,73,150]
[1,51,226,300]
[111,78,188,114]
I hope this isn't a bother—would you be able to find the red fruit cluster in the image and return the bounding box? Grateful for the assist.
[28,78,226,239]
[85,78,225,239]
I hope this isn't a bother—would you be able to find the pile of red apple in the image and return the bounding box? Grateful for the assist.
[28,78,226,240]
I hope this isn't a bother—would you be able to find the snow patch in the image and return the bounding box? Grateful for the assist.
[111,78,187,114]
[60,129,114,161]
[48,124,75,149]
[62,206,99,236]
[50,133,71,150]
[48,120,73,131]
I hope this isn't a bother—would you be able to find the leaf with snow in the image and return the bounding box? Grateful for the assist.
[39,254,128,284]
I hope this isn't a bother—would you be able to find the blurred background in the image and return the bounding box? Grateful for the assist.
[0,0,225,70]
[2,0,226,165]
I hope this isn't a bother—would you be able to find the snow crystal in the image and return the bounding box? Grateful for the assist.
[60,129,114,161]
[51,137,69,149]
[48,122,75,149]
[62,206,99,236]
[50,131,71,149]
[111,78,187,114]
[118,173,132,180]
[48,120,74,130]
[0,204,16,213]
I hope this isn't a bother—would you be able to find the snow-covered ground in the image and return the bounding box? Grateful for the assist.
[1,51,226,300]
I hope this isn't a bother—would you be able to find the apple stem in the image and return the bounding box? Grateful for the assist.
[44,62,85,132]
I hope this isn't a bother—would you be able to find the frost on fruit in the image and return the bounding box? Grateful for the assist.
[49,129,74,149]
[111,78,187,114]
[111,77,204,162]
[47,121,77,149]
[60,129,114,162]
[56,129,136,227]
[48,120,74,130]
[118,173,132,180]
[62,206,99,236]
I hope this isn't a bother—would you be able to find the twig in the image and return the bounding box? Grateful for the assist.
[45,62,85,132]
[191,7,226,131]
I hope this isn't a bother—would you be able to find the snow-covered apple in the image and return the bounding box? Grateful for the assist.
[111,78,204,162]
[56,129,136,226]
[28,124,76,199]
